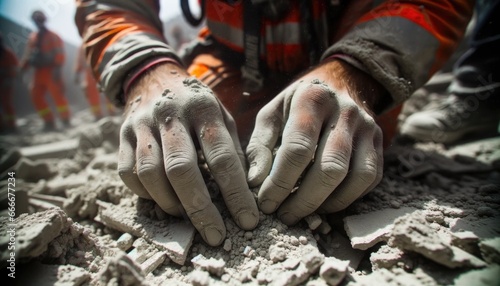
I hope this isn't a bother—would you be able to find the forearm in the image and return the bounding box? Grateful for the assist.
[75,0,182,106]
[322,0,474,114]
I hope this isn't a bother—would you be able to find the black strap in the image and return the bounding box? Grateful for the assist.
[180,0,206,26]
[300,0,320,66]
[242,0,264,93]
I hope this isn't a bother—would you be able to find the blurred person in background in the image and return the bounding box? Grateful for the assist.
[21,10,71,131]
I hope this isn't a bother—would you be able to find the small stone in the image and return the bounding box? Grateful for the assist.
[320,257,349,286]
[189,269,210,286]
[477,206,495,217]
[269,245,287,263]
[299,236,308,245]
[244,231,253,240]
[305,214,322,230]
[390,200,401,209]
[290,236,300,246]
[302,248,325,274]
[223,239,232,252]
[116,233,134,251]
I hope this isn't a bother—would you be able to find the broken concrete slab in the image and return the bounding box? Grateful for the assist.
[344,207,418,250]
[98,200,196,265]
[20,138,79,160]
[0,208,69,266]
[389,211,486,269]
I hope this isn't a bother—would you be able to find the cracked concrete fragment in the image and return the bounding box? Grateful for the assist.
[20,138,79,160]
[344,207,418,250]
[305,213,322,230]
[116,233,134,251]
[370,245,406,270]
[451,231,480,255]
[191,254,226,277]
[389,211,486,268]
[96,253,146,286]
[141,251,167,274]
[319,257,349,286]
[0,208,68,266]
[98,201,195,265]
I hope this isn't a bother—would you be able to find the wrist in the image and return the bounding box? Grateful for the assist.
[320,58,387,115]
[125,60,188,107]
[123,57,184,103]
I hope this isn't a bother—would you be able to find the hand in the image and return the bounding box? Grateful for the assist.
[246,59,384,225]
[118,62,259,246]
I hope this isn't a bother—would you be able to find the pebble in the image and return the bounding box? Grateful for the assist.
[477,206,495,217]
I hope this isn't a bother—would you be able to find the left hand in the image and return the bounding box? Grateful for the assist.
[246,59,385,225]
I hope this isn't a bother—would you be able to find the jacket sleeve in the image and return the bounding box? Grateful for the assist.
[75,0,182,106]
[52,33,65,66]
[321,0,474,114]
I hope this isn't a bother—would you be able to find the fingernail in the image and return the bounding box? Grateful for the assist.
[260,200,278,213]
[204,227,223,246]
[238,211,258,230]
[279,212,299,226]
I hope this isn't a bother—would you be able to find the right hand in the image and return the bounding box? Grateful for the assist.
[118,62,259,246]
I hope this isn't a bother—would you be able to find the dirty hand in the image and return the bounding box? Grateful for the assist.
[118,62,259,246]
[246,59,384,225]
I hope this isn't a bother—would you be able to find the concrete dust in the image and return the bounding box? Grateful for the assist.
[0,101,499,285]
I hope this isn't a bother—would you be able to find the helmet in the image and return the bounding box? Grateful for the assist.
[31,10,47,22]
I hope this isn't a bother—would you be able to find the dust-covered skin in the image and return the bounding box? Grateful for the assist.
[117,62,258,246]
[246,59,385,225]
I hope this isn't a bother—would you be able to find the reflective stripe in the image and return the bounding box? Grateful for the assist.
[56,105,68,113]
[38,108,51,116]
[207,19,244,49]
[91,105,101,112]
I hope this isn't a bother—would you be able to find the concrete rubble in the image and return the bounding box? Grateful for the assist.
[0,108,499,285]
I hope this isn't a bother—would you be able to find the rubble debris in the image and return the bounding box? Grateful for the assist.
[301,246,325,274]
[95,252,146,286]
[344,207,418,250]
[389,211,487,268]
[189,269,211,286]
[370,245,407,270]
[0,208,69,265]
[116,233,134,251]
[15,158,56,182]
[98,200,195,265]
[305,213,322,230]
[269,244,287,263]
[141,251,167,274]
[317,231,365,270]
[20,138,79,160]
[191,254,226,277]
[450,231,480,255]
[319,257,349,286]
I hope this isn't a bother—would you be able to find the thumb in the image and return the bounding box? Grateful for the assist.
[245,100,283,187]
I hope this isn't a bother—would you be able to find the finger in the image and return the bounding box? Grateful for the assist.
[160,118,226,246]
[257,84,329,214]
[320,118,382,213]
[218,99,246,174]
[277,108,356,225]
[246,95,284,186]
[135,127,182,217]
[117,124,152,200]
[196,118,259,230]
[360,126,384,197]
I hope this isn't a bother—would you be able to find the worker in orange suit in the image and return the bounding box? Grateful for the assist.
[0,32,18,133]
[74,45,114,120]
[21,10,70,131]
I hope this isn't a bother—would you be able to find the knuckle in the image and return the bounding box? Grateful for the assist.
[165,153,197,184]
[319,152,350,184]
[207,147,238,175]
[152,99,177,119]
[136,159,161,183]
[282,136,315,167]
[340,104,360,121]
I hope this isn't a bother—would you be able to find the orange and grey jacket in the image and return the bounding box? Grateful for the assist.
[75,0,473,112]
[21,29,65,70]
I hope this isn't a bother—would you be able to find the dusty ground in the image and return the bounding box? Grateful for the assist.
[0,82,499,285]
